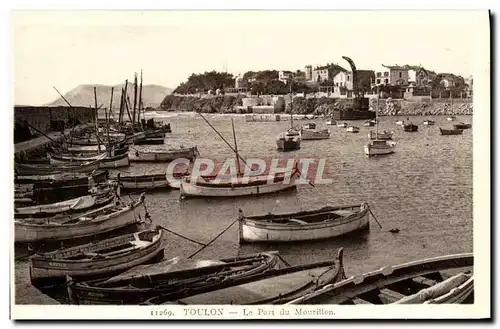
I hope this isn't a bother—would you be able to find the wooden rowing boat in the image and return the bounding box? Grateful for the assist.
[346,126,360,133]
[15,193,146,243]
[116,173,170,190]
[423,120,435,126]
[29,226,164,285]
[142,249,345,305]
[15,159,102,176]
[133,137,165,145]
[440,128,464,135]
[180,171,299,199]
[300,128,330,140]
[130,146,199,162]
[48,152,130,169]
[14,188,116,219]
[453,122,472,130]
[403,123,419,132]
[67,251,280,305]
[238,203,370,243]
[368,130,393,140]
[287,253,473,305]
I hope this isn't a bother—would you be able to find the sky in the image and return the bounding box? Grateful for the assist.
[12,10,488,105]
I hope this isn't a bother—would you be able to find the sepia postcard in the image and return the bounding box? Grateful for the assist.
[10,9,490,320]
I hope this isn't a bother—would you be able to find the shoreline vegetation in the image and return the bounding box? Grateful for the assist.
[158,95,473,117]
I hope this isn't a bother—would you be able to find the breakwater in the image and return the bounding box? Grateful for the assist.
[159,95,472,116]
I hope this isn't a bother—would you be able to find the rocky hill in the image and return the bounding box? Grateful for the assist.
[47,84,172,109]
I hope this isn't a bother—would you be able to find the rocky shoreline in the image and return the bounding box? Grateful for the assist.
[159,95,473,116]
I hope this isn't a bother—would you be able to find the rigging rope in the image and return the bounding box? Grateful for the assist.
[187,219,238,259]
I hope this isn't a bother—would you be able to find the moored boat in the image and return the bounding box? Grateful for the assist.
[14,187,116,219]
[130,146,199,162]
[337,122,348,128]
[302,123,316,130]
[423,120,435,126]
[116,173,170,190]
[276,129,301,151]
[142,249,346,305]
[395,120,404,126]
[299,128,330,140]
[440,127,464,135]
[15,193,146,243]
[287,253,473,305]
[403,123,418,132]
[238,204,370,243]
[368,130,393,140]
[67,252,279,305]
[363,120,375,127]
[133,137,165,145]
[453,122,472,130]
[325,120,336,125]
[364,140,397,156]
[29,226,164,285]
[447,116,456,121]
[346,126,360,133]
[15,159,102,176]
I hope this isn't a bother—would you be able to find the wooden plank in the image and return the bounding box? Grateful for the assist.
[378,288,407,304]
[351,297,373,305]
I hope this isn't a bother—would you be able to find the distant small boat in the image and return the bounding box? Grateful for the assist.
[30,226,164,285]
[395,120,405,126]
[403,123,418,132]
[287,253,473,305]
[440,128,464,135]
[337,122,348,128]
[363,120,375,127]
[368,130,393,140]
[325,120,336,125]
[302,123,316,130]
[423,120,435,126]
[346,126,360,133]
[447,116,456,121]
[276,129,301,151]
[133,137,165,145]
[300,128,330,140]
[453,122,472,130]
[238,204,370,243]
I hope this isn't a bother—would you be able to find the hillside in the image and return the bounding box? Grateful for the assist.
[47,83,172,109]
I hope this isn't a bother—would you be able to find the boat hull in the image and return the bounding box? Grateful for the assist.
[118,174,170,190]
[368,131,393,140]
[98,154,130,168]
[130,147,198,162]
[29,229,164,283]
[440,128,464,136]
[15,160,101,176]
[15,198,145,243]
[180,179,297,198]
[300,129,330,140]
[364,142,397,156]
[239,206,370,243]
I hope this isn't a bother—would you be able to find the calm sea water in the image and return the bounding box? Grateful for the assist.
[114,113,473,275]
[15,113,473,303]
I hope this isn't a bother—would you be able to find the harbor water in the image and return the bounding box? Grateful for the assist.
[15,113,473,304]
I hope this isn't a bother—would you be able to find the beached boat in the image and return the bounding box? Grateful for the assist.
[14,188,116,219]
[423,120,435,126]
[368,130,393,140]
[116,173,170,190]
[130,146,199,162]
[300,128,330,140]
[142,249,346,305]
[67,252,280,305]
[15,159,102,176]
[453,122,472,130]
[346,126,360,133]
[238,204,370,243]
[440,128,464,135]
[302,123,316,130]
[403,123,418,132]
[29,226,164,285]
[287,253,473,305]
[276,129,301,151]
[15,193,146,243]
[337,122,348,128]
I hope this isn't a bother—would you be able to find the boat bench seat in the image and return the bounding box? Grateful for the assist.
[412,276,439,287]
[378,288,407,304]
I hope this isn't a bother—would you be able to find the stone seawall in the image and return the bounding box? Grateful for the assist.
[159,95,473,116]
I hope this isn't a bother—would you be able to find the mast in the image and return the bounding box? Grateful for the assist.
[133,72,138,130]
[93,87,102,152]
[231,118,242,176]
[138,70,143,129]
[376,86,379,139]
[107,87,114,156]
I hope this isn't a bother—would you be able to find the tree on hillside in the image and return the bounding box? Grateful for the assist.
[174,71,234,94]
